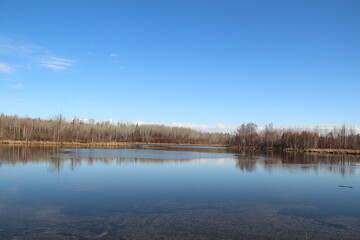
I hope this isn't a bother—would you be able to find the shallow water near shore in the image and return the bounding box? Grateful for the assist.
[1,145,360,239]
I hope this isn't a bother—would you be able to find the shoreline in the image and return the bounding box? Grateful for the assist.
[231,146,360,155]
[1,140,359,155]
[284,147,360,155]
[0,140,225,148]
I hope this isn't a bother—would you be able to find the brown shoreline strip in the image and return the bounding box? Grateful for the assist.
[1,140,360,155]
[0,140,224,148]
[231,146,360,155]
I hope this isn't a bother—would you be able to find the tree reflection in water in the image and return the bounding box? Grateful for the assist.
[1,145,360,176]
[235,150,360,176]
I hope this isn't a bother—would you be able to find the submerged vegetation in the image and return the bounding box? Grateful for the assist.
[0,114,359,153]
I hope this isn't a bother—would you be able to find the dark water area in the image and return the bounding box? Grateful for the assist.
[0,145,360,239]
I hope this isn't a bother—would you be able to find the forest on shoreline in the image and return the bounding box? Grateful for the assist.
[0,114,359,151]
[231,123,360,152]
[0,114,230,144]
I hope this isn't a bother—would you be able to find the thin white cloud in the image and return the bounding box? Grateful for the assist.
[269,124,360,134]
[135,122,235,133]
[110,53,119,57]
[0,62,12,73]
[53,117,233,133]
[133,121,148,126]
[170,122,211,130]
[41,57,77,70]
[0,37,77,71]
[8,82,23,90]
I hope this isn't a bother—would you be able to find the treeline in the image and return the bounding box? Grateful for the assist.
[0,114,231,144]
[231,123,360,150]
[1,114,359,150]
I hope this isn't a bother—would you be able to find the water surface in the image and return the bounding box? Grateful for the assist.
[0,145,360,239]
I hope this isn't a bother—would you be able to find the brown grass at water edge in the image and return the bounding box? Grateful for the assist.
[4,141,357,154]
[0,140,131,147]
[297,148,360,155]
[230,146,360,155]
[0,140,225,148]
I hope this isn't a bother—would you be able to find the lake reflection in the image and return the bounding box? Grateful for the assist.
[0,145,360,239]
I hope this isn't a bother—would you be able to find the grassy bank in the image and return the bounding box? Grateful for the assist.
[0,140,225,148]
[1,140,359,155]
[285,148,360,155]
[231,146,360,155]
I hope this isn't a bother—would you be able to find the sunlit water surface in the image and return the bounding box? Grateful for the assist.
[1,145,360,239]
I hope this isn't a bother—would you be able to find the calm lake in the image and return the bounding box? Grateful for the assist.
[1,145,360,239]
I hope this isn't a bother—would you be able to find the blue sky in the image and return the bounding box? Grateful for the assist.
[0,0,359,132]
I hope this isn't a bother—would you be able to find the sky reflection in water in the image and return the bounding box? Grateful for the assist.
[0,145,360,239]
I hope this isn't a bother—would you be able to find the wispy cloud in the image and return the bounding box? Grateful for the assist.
[8,82,23,90]
[169,122,236,133]
[129,121,226,132]
[41,57,77,70]
[132,121,148,126]
[0,62,12,73]
[267,124,360,134]
[122,121,234,133]
[170,122,211,130]
[58,118,233,133]
[110,53,119,57]
[0,36,77,71]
